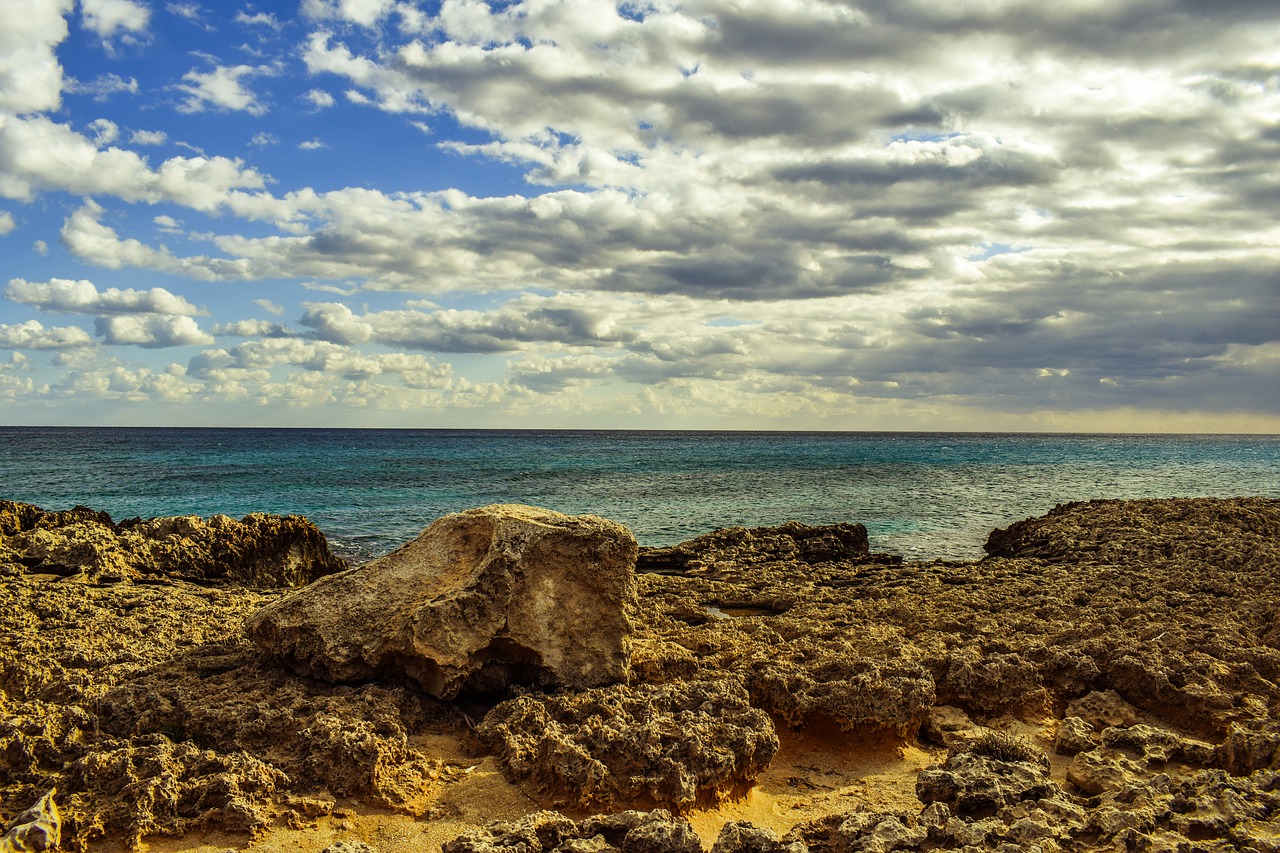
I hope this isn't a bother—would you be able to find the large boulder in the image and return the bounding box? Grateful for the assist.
[245,504,639,698]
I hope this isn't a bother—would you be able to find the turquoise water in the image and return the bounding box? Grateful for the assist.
[1,428,1277,562]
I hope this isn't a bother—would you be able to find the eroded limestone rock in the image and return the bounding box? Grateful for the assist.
[0,789,60,853]
[477,679,777,812]
[246,504,639,698]
[443,810,702,853]
[0,500,345,586]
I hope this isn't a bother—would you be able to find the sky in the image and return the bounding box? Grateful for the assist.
[0,0,1278,431]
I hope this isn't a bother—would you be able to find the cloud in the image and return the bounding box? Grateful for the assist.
[82,0,151,38]
[95,314,215,347]
[301,0,398,28]
[254,298,284,315]
[176,63,276,116]
[0,0,72,114]
[303,88,335,108]
[65,73,139,100]
[235,11,283,30]
[6,277,206,316]
[0,119,267,210]
[129,128,168,145]
[211,319,291,337]
[0,210,13,235]
[0,319,94,349]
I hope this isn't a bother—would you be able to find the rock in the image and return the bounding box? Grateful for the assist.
[711,822,805,853]
[246,504,639,698]
[320,843,378,853]
[916,750,1059,818]
[920,705,981,750]
[1064,690,1139,730]
[637,521,871,575]
[942,648,1047,716]
[1217,723,1280,775]
[1066,748,1145,795]
[1052,716,1096,756]
[443,810,701,853]
[0,500,345,586]
[0,789,60,853]
[477,679,777,812]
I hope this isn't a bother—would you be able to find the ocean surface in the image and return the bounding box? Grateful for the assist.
[2,428,1278,563]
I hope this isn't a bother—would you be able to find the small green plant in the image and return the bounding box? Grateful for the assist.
[969,730,1042,764]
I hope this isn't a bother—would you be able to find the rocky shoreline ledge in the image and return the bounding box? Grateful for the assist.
[3,497,1279,853]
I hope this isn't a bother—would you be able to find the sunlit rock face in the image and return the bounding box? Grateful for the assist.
[245,503,639,698]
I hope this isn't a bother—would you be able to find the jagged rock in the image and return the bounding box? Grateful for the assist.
[246,504,639,698]
[1053,716,1096,756]
[1066,748,1145,795]
[711,822,804,853]
[920,705,981,750]
[477,679,777,812]
[916,750,1058,818]
[1064,690,1139,731]
[942,648,1047,715]
[637,521,871,575]
[1217,722,1280,775]
[0,500,345,586]
[64,734,285,846]
[443,810,701,853]
[0,789,60,853]
[1100,723,1214,766]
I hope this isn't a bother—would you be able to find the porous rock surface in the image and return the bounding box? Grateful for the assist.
[5,496,1280,853]
[443,809,703,853]
[0,503,458,850]
[245,504,639,698]
[477,678,778,812]
[0,500,346,586]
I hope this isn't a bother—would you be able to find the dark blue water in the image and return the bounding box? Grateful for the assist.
[1,428,1277,562]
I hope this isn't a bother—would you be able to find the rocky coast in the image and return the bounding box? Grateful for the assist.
[2,496,1279,853]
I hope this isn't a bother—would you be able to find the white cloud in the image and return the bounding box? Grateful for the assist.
[0,0,73,114]
[87,117,119,145]
[129,128,168,145]
[82,0,150,37]
[81,0,151,50]
[301,0,397,28]
[176,63,275,116]
[95,314,215,347]
[6,276,206,316]
[299,139,326,150]
[235,11,282,30]
[0,210,13,235]
[254,298,284,315]
[0,319,94,349]
[65,73,139,100]
[0,118,268,210]
[303,88,335,109]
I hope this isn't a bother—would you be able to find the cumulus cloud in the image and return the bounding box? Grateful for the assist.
[0,0,72,114]
[0,319,94,349]
[3,0,1279,425]
[0,210,13,235]
[95,314,215,347]
[5,277,206,316]
[176,63,276,116]
[81,0,150,39]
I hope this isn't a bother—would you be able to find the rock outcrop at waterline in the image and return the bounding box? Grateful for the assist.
[245,504,640,698]
[3,496,1280,852]
[0,499,346,586]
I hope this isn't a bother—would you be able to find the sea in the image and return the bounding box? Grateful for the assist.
[1,428,1277,563]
